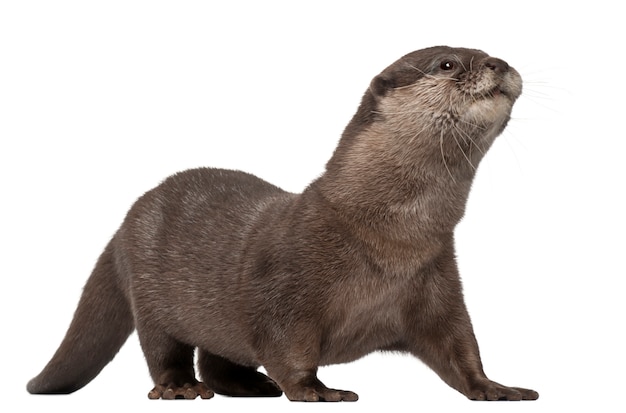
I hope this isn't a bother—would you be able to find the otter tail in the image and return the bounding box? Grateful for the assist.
[27,240,135,394]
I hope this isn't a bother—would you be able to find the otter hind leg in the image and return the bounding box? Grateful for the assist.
[197,351,282,397]
[137,328,214,400]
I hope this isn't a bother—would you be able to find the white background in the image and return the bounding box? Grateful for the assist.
[1,1,624,412]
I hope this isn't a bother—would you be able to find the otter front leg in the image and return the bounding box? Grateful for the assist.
[405,245,538,401]
[407,305,538,401]
[408,279,538,399]
[261,335,358,402]
[411,325,538,401]
[265,367,358,402]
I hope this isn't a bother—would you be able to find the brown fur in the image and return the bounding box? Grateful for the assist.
[27,46,538,401]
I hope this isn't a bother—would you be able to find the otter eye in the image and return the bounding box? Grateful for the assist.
[440,61,455,71]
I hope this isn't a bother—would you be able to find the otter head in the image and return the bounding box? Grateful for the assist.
[320,47,523,235]
[372,46,521,145]
[330,46,522,181]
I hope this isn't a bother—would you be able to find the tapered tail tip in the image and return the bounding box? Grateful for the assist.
[27,375,73,395]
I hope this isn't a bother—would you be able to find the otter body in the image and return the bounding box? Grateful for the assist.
[27,46,538,402]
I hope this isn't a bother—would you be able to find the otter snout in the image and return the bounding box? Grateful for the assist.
[483,57,510,74]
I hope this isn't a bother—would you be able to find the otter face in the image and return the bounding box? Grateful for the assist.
[371,46,522,156]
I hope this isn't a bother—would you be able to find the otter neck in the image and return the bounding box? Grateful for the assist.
[313,124,482,242]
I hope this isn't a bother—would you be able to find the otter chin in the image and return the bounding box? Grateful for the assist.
[27,46,538,402]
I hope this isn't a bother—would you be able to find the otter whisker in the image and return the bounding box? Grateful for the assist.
[453,54,467,72]
[372,109,422,116]
[451,130,476,171]
[453,124,486,157]
[439,76,460,82]
[457,117,489,132]
[406,64,460,82]
[393,83,423,91]
[393,79,457,93]
[408,122,433,145]
[407,63,428,76]
[440,129,456,182]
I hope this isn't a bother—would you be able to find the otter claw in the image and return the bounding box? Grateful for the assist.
[148,382,214,400]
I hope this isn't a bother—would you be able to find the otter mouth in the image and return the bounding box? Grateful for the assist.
[479,85,513,101]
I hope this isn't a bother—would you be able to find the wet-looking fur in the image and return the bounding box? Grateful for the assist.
[27,46,538,402]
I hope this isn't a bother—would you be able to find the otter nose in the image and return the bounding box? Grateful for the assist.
[483,57,509,73]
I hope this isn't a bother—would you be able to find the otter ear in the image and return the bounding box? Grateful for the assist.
[369,75,394,97]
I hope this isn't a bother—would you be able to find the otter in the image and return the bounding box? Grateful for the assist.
[27,46,538,402]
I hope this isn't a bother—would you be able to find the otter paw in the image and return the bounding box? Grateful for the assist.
[286,385,358,402]
[148,382,214,400]
[467,380,538,401]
